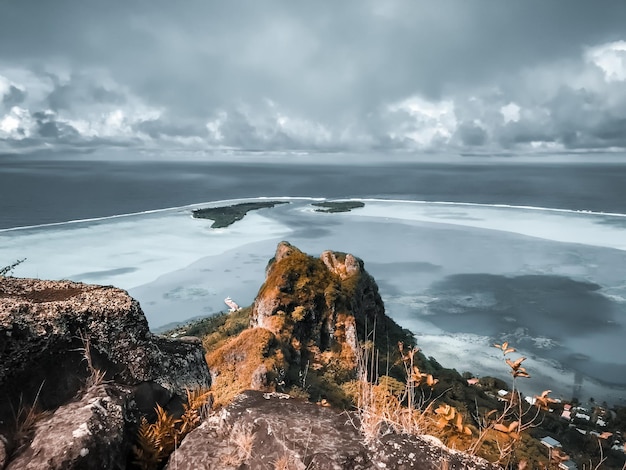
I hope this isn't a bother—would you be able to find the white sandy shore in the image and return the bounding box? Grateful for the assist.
[2,197,626,404]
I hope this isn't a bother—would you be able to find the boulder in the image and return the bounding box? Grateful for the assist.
[0,277,211,467]
[6,384,129,470]
[166,390,499,470]
[166,390,372,470]
[0,278,210,395]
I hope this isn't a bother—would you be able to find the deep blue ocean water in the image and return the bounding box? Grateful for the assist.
[2,155,626,229]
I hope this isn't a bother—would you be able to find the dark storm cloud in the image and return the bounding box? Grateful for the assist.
[1,0,626,154]
[134,118,205,140]
[46,73,125,111]
[456,122,488,147]
[2,85,26,107]
[32,111,80,140]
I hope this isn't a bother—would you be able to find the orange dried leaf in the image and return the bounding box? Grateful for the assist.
[505,357,526,369]
[493,423,511,433]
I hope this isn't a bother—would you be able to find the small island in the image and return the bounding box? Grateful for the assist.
[312,200,365,213]
[192,201,288,228]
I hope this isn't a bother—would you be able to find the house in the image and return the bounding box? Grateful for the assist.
[466,378,480,386]
[611,443,626,454]
[561,409,571,420]
[497,389,511,401]
[541,436,562,449]
[224,296,241,312]
[558,460,577,470]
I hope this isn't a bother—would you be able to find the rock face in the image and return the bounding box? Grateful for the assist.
[207,241,403,406]
[166,390,499,470]
[5,384,128,470]
[251,241,385,368]
[0,277,211,469]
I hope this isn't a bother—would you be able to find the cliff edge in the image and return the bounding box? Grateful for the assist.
[0,278,210,469]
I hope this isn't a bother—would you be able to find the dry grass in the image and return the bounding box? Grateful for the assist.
[219,422,256,467]
[229,422,255,462]
[205,327,286,407]
[353,339,551,465]
[353,338,443,444]
[74,331,107,390]
[10,383,52,458]
[273,453,301,470]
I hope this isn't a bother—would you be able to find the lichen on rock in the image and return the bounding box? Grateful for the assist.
[0,277,211,468]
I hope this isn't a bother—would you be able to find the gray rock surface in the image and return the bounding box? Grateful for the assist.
[0,277,211,468]
[0,435,6,470]
[0,278,210,396]
[166,390,499,470]
[6,384,128,470]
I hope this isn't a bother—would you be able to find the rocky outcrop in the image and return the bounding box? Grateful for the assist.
[6,384,129,470]
[251,241,386,369]
[0,277,211,469]
[0,278,209,395]
[207,241,407,407]
[166,390,499,470]
[0,247,508,469]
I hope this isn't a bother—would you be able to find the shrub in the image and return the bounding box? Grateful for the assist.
[133,388,211,470]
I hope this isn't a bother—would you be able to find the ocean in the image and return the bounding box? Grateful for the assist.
[2,154,626,230]
[1,152,626,404]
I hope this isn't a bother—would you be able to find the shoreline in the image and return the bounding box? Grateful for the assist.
[3,195,626,233]
[3,197,626,405]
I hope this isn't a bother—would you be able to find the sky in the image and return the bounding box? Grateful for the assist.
[1,0,626,157]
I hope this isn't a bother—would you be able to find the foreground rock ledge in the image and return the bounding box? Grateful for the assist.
[167,390,498,470]
[0,277,211,469]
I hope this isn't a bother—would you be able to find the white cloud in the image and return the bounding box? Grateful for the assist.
[0,106,32,139]
[585,40,626,82]
[2,33,626,155]
[387,96,457,147]
[500,102,521,124]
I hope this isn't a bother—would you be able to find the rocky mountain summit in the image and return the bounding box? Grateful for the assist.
[0,243,499,469]
[206,241,406,407]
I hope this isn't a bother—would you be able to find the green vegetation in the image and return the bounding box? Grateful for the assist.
[192,201,288,228]
[201,307,251,351]
[160,308,250,341]
[312,201,365,213]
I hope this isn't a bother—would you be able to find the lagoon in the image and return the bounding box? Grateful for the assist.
[2,196,625,405]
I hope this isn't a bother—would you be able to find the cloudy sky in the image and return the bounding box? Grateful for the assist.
[1,0,626,156]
